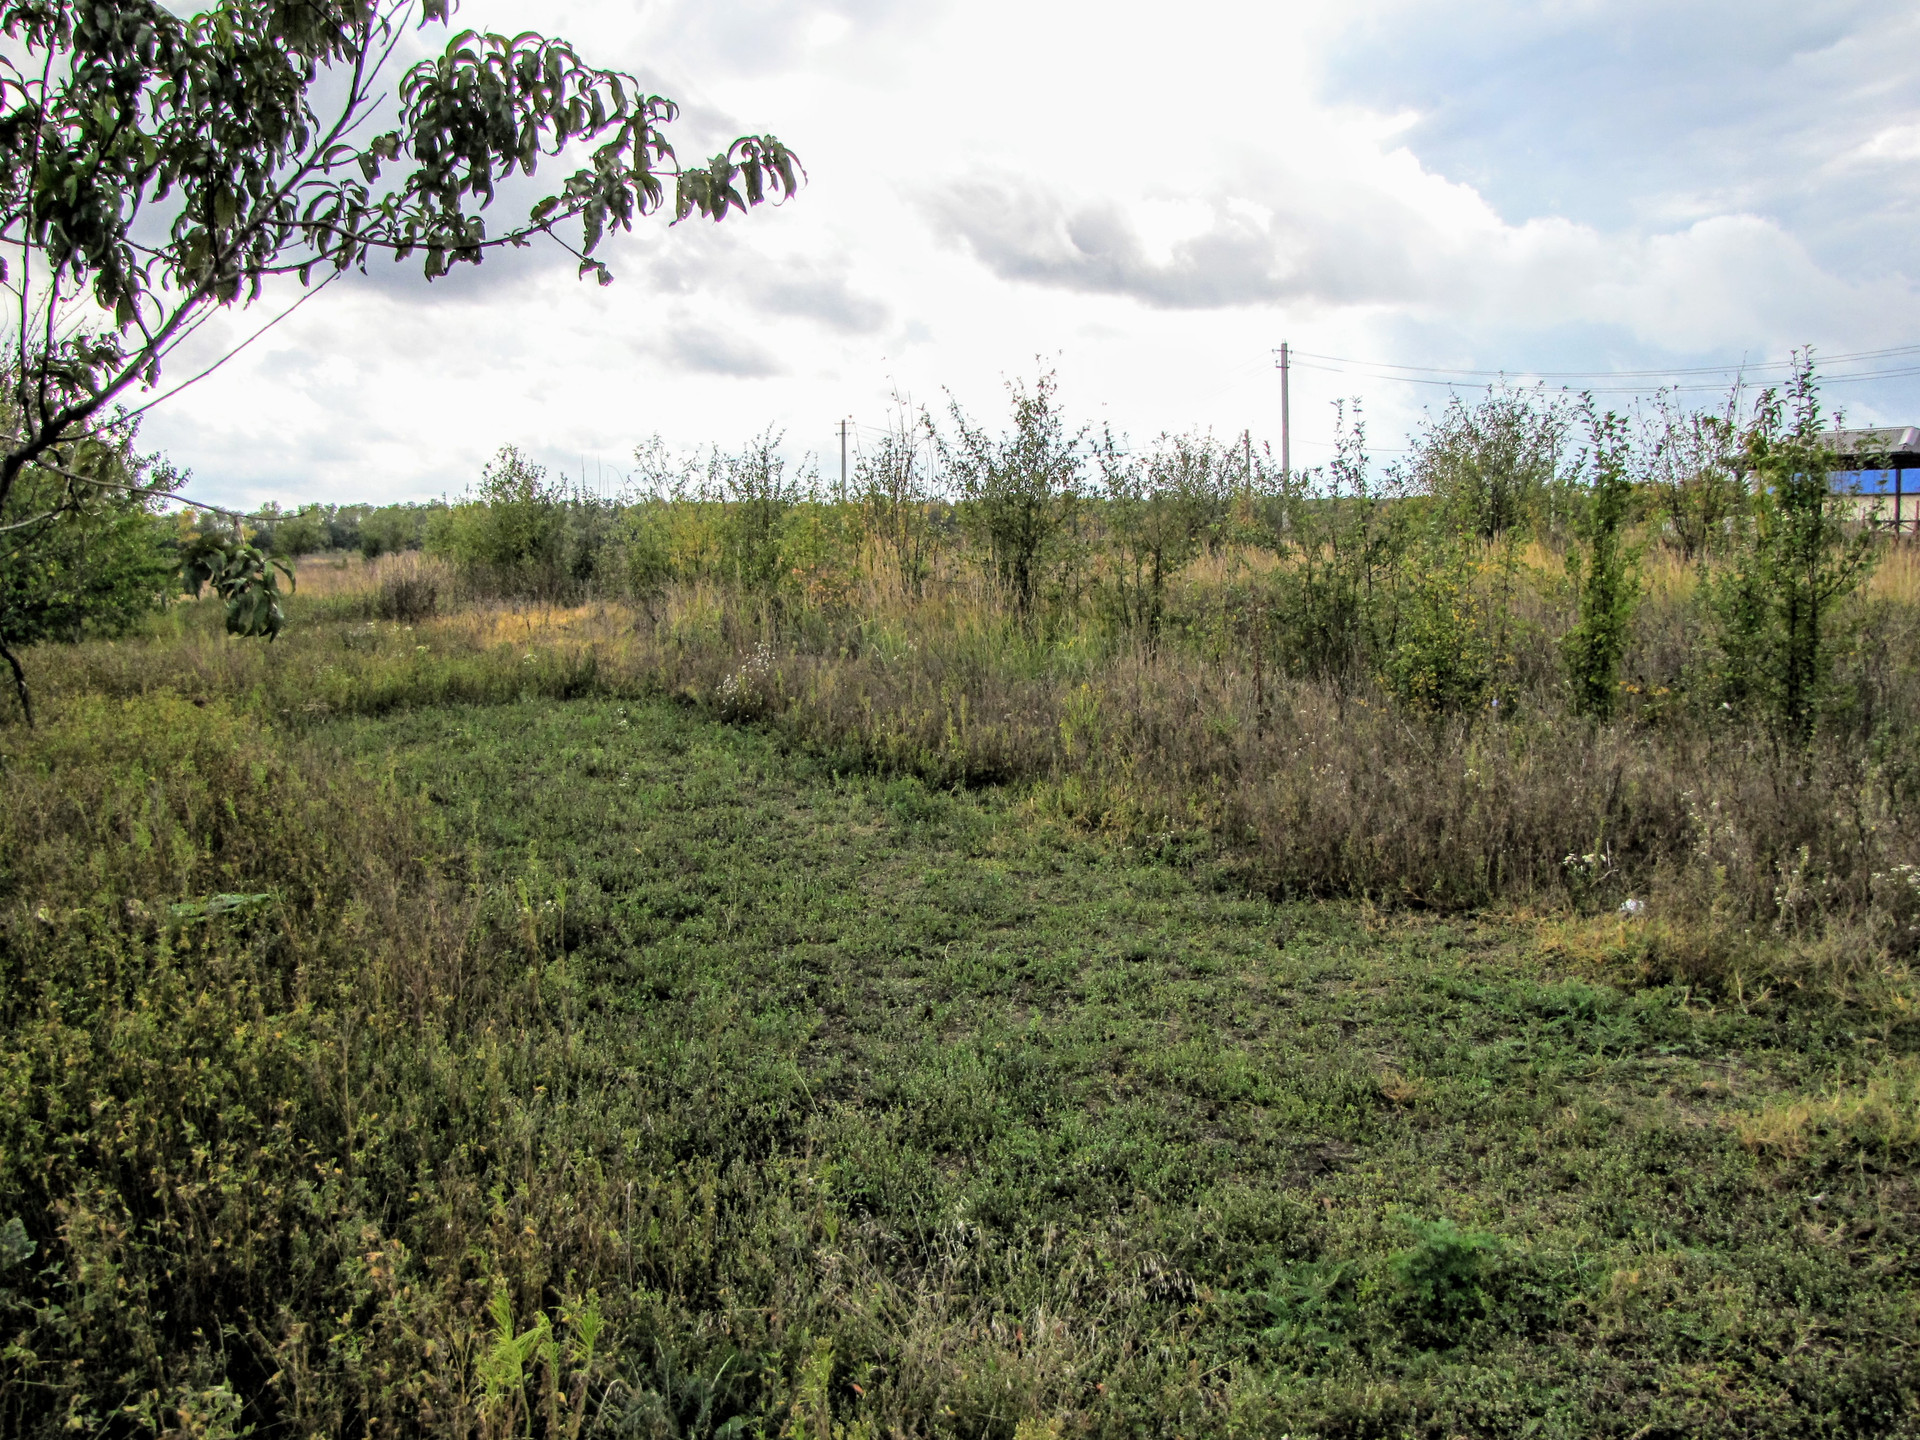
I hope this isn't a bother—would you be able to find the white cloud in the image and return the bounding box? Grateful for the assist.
[136,0,1920,508]
[1850,122,1920,163]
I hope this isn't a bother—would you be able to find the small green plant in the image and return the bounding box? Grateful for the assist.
[478,1283,551,1438]
[1390,1217,1503,1345]
[0,1216,34,1271]
[883,775,948,830]
[1563,405,1641,719]
[1251,1258,1357,1352]
[475,1284,606,1440]
[1707,363,1876,740]
[1379,535,1495,716]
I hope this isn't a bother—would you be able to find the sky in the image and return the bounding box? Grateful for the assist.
[143,0,1920,508]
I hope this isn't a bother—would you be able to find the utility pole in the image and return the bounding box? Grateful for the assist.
[1277,341,1291,482]
[1243,428,1253,496]
[838,418,849,503]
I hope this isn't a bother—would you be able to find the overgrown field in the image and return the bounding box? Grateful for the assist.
[4,578,1920,1438]
[7,377,1920,1436]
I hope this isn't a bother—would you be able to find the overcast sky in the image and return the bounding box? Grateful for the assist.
[148,0,1920,508]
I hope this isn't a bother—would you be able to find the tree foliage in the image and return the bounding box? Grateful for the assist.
[0,407,178,720]
[945,370,1085,619]
[0,0,800,710]
[1707,363,1876,740]
[185,538,296,638]
[1562,405,1641,720]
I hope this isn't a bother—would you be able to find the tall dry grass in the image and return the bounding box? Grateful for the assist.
[31,532,1920,1008]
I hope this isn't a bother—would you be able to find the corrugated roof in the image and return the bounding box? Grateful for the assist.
[1822,426,1920,457]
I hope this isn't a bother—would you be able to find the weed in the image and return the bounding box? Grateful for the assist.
[1389,1217,1504,1345]
[4,690,1918,1435]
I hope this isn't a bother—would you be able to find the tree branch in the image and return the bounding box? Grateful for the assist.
[0,629,32,727]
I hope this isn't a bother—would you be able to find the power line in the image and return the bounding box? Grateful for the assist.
[1287,342,1920,382]
[1290,357,1920,395]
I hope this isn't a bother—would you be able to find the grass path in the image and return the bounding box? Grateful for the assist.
[308,698,1917,1437]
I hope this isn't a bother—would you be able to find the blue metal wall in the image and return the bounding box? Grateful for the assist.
[1831,468,1914,495]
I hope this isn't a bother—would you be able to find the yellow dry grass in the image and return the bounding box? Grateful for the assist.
[292,552,374,597]
[1870,542,1920,605]
[1375,1068,1431,1106]
[447,603,619,647]
[1732,1057,1920,1159]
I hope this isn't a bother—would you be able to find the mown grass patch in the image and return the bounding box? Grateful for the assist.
[4,680,1918,1436]
[338,700,1920,1434]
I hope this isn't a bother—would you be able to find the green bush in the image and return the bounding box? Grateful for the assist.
[433,446,567,595]
[1378,534,1498,716]
[1407,387,1574,543]
[1706,373,1876,741]
[359,503,435,560]
[715,430,803,591]
[267,505,330,557]
[946,370,1085,620]
[1254,402,1411,682]
[856,406,939,599]
[0,434,180,722]
[1390,1217,1504,1344]
[1562,406,1641,719]
[1095,428,1210,639]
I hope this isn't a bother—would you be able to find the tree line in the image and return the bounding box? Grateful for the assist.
[2,360,1889,749]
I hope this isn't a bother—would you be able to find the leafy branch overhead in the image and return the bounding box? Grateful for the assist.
[182,539,295,640]
[0,0,799,713]
[0,0,801,499]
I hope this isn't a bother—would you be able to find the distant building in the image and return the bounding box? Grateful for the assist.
[1823,426,1920,531]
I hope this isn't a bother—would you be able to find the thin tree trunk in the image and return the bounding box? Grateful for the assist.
[0,630,32,727]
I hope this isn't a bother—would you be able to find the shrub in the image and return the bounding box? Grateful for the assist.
[945,369,1085,620]
[1378,534,1497,716]
[0,436,179,721]
[1094,428,1210,639]
[1640,391,1746,562]
[1706,366,1877,740]
[359,502,435,560]
[857,404,939,599]
[373,555,443,623]
[433,446,567,595]
[1254,403,1410,684]
[1390,1217,1503,1344]
[1407,386,1575,543]
[1562,406,1641,719]
[715,429,803,591]
[267,505,329,557]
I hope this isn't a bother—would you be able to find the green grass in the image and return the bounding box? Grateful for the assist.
[281,695,1917,1437]
[5,593,1919,1436]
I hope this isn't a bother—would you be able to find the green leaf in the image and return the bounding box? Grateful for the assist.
[169,893,274,921]
[0,1216,35,1271]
